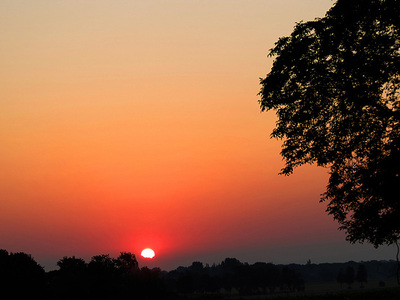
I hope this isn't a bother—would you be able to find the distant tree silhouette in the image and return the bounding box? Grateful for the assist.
[259,0,400,279]
[55,256,89,298]
[176,270,195,293]
[337,270,345,288]
[199,273,218,293]
[263,263,280,293]
[57,256,87,273]
[356,264,368,288]
[50,252,168,299]
[250,262,280,294]
[114,252,139,274]
[280,266,305,292]
[0,249,45,298]
[87,254,120,297]
[189,261,204,273]
[344,266,355,288]
[89,254,116,270]
[88,254,117,278]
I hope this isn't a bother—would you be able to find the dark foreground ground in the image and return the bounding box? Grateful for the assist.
[167,279,400,300]
[282,288,400,300]
[179,287,400,300]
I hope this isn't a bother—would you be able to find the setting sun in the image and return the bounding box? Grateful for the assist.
[141,248,155,259]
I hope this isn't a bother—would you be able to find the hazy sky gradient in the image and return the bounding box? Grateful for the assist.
[1,0,395,270]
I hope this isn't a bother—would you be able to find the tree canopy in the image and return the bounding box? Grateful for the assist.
[259,0,400,247]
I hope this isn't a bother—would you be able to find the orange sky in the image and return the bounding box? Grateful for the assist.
[0,0,395,270]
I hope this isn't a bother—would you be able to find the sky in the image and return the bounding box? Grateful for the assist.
[1,0,395,271]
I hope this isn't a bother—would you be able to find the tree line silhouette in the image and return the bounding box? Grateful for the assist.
[167,258,304,295]
[0,249,304,299]
[1,249,399,299]
[336,265,368,289]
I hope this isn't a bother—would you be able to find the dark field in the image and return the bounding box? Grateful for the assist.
[185,287,400,300]
[172,279,400,300]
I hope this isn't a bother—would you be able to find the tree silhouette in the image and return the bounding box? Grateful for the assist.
[344,266,355,288]
[89,254,116,270]
[280,266,305,292]
[87,254,120,296]
[50,252,168,299]
[259,0,400,264]
[55,256,89,298]
[0,250,45,298]
[114,252,139,274]
[57,256,87,273]
[336,270,345,288]
[356,264,368,288]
